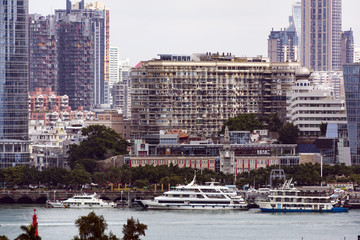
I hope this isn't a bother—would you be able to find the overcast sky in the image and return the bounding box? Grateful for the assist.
[29,0,360,67]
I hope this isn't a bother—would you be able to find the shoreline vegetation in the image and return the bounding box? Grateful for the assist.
[1,163,359,193]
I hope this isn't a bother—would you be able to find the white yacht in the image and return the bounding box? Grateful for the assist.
[46,193,116,208]
[258,179,348,213]
[138,176,248,210]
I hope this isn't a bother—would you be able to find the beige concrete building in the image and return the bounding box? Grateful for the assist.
[131,53,301,138]
[85,110,131,139]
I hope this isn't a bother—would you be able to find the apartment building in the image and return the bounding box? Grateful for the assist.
[301,0,342,71]
[85,110,131,139]
[131,53,301,138]
[268,28,299,63]
[29,14,58,92]
[287,67,347,138]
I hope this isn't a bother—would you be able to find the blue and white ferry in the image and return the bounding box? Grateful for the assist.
[258,179,348,213]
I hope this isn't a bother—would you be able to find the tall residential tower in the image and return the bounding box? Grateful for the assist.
[301,0,342,71]
[0,0,30,168]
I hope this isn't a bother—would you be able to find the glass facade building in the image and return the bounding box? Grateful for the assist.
[343,63,360,165]
[0,0,30,168]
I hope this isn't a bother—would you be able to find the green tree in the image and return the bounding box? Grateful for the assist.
[122,217,147,240]
[15,223,41,240]
[41,167,68,187]
[320,122,327,136]
[68,125,130,169]
[133,179,149,188]
[0,236,9,240]
[267,113,283,132]
[106,167,122,184]
[220,114,263,133]
[73,211,119,240]
[278,122,299,144]
[66,164,92,189]
[92,172,107,186]
[4,166,24,186]
[74,158,98,174]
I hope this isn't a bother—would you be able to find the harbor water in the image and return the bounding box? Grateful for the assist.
[0,205,359,240]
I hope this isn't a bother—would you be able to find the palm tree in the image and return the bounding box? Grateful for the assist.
[15,223,41,240]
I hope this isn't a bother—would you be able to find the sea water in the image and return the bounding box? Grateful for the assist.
[0,205,359,240]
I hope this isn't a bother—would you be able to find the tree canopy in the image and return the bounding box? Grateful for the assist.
[15,223,41,240]
[73,211,119,240]
[68,125,130,169]
[278,122,299,144]
[220,114,263,133]
[122,217,147,240]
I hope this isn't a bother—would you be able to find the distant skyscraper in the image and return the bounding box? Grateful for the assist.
[56,1,110,110]
[343,63,360,165]
[56,12,93,110]
[29,14,58,92]
[341,30,354,65]
[302,0,342,71]
[292,1,302,61]
[0,0,30,168]
[109,47,119,105]
[268,27,298,62]
[112,58,131,118]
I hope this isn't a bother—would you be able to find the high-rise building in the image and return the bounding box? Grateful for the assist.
[301,0,342,71]
[343,63,360,165]
[292,1,302,61]
[268,27,298,63]
[310,71,344,100]
[131,53,301,138]
[340,29,354,65]
[56,0,110,110]
[56,11,93,110]
[29,14,58,92]
[0,0,30,168]
[109,48,119,87]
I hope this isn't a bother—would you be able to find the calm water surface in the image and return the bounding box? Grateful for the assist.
[0,205,359,240]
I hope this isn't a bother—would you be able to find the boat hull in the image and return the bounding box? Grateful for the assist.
[139,200,248,210]
[45,201,68,208]
[260,207,348,213]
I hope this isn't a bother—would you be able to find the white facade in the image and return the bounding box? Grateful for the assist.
[287,68,347,136]
[310,71,344,100]
[109,47,119,87]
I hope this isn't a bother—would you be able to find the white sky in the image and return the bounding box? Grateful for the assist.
[29,0,360,67]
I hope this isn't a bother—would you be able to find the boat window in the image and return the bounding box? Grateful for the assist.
[206,194,226,199]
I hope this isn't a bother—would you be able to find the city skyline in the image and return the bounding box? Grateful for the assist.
[29,0,360,67]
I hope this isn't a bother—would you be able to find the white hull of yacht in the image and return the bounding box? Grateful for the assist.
[139,200,248,210]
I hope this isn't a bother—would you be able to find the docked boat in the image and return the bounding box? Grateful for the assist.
[344,192,360,209]
[258,179,348,213]
[46,193,116,208]
[138,175,248,210]
[45,200,68,208]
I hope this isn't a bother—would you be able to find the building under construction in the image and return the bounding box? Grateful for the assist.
[131,53,301,138]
